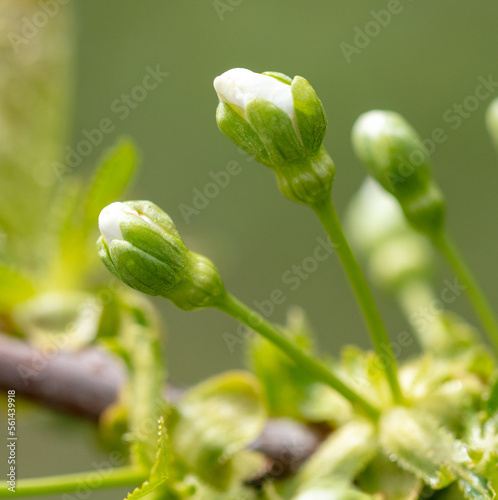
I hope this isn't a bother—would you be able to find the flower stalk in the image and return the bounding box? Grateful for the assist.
[313,197,403,403]
[0,467,147,498]
[217,293,381,420]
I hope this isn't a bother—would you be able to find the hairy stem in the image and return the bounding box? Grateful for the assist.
[313,197,403,404]
[217,293,381,420]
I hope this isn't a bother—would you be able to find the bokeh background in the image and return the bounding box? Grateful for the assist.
[7,0,498,497]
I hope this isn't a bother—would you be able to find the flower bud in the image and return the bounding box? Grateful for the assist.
[346,178,434,292]
[486,98,498,151]
[352,111,445,238]
[214,68,334,205]
[97,201,225,310]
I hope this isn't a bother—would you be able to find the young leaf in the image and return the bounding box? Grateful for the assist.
[357,454,422,500]
[171,371,266,490]
[295,419,377,488]
[83,139,139,236]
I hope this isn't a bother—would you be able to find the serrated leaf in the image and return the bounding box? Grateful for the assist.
[83,138,138,236]
[379,407,469,489]
[123,418,172,500]
[0,264,35,310]
[296,419,377,488]
[150,417,171,483]
[456,466,494,500]
[171,371,265,490]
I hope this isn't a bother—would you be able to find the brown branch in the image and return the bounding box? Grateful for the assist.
[0,333,324,477]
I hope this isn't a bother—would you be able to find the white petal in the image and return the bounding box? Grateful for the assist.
[214,68,296,127]
[98,202,139,244]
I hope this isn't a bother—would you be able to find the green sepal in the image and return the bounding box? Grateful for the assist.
[262,71,293,85]
[106,239,184,297]
[246,98,306,166]
[166,252,226,311]
[291,76,327,154]
[216,101,270,164]
[274,146,335,205]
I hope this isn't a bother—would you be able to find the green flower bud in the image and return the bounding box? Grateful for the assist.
[486,97,498,151]
[352,111,445,238]
[346,178,434,292]
[97,201,225,310]
[214,68,334,205]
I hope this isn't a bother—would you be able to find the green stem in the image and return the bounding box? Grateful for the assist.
[217,293,381,420]
[313,197,403,404]
[434,232,498,351]
[0,466,147,498]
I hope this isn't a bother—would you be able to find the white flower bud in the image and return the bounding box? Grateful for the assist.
[98,201,138,244]
[214,68,298,132]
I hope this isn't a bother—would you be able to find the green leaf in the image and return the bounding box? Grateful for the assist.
[171,371,266,490]
[83,138,138,236]
[293,479,373,500]
[357,454,422,500]
[0,264,35,310]
[379,407,469,489]
[296,419,377,487]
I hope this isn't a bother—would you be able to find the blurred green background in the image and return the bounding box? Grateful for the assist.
[9,0,498,496]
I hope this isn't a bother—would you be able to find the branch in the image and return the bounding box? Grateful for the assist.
[0,333,324,477]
